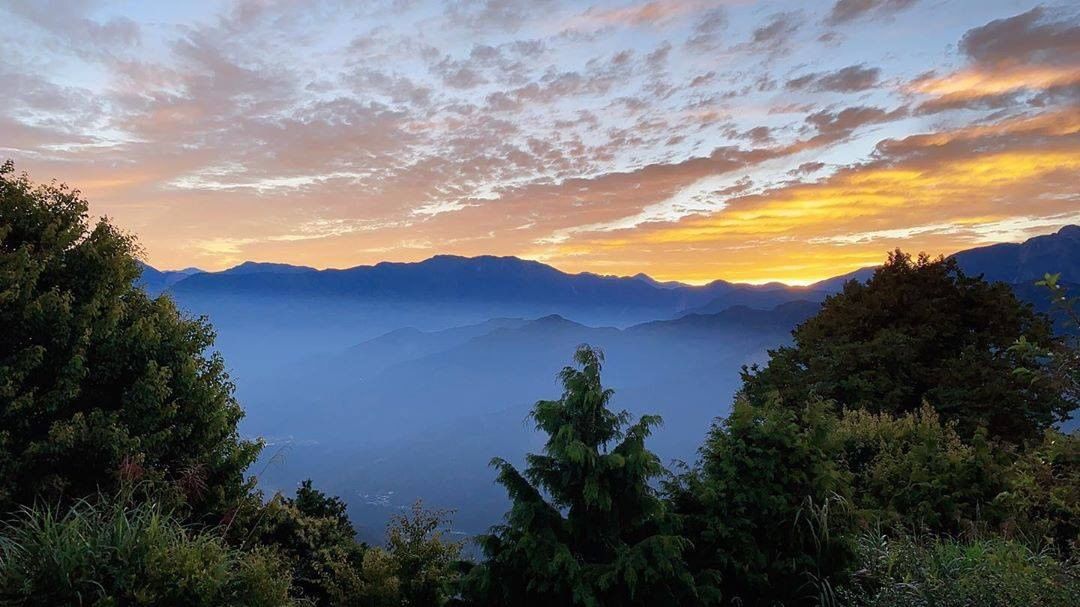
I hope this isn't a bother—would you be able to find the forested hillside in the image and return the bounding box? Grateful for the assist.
[2,164,1077,605]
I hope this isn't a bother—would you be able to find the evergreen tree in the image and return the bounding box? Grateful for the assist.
[0,161,259,521]
[742,250,1069,443]
[465,345,702,606]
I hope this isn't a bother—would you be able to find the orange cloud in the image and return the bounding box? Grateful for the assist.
[530,117,1080,284]
[910,65,1079,101]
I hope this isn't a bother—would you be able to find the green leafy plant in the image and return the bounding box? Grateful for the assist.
[742,251,1069,443]
[838,532,1078,606]
[0,495,293,606]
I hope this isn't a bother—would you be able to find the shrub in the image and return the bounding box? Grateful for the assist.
[836,405,1010,534]
[0,496,293,606]
[665,397,855,605]
[838,532,1079,606]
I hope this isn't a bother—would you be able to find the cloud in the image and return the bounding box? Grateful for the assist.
[530,108,1079,283]
[910,7,1080,113]
[3,0,1076,282]
[786,64,881,92]
[5,0,141,58]
[826,0,919,25]
[748,11,801,53]
[804,105,907,144]
[571,0,709,29]
[959,6,1079,68]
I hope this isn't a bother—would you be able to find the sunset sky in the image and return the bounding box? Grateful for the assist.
[2,0,1078,284]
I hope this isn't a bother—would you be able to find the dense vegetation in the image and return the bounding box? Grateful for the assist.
[1,162,1076,605]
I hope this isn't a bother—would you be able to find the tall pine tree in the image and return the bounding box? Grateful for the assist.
[464,345,703,606]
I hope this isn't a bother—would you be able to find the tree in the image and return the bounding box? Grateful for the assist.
[742,250,1069,443]
[665,397,854,605]
[465,345,701,607]
[0,161,259,521]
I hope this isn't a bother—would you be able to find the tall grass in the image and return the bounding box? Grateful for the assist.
[836,531,1078,607]
[0,496,293,606]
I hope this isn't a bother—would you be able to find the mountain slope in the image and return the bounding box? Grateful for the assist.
[953,225,1080,284]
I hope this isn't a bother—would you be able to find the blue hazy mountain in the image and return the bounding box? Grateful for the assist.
[164,254,816,316]
[952,225,1080,284]
[142,224,1079,329]
[135,225,1078,539]
[219,260,318,275]
[806,224,1080,293]
[145,255,833,378]
[244,301,820,539]
[135,262,203,295]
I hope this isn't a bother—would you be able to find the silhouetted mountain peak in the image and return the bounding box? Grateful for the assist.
[222,261,317,275]
[632,273,686,289]
[952,224,1080,284]
[1057,224,1080,238]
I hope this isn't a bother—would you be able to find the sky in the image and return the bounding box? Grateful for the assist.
[1,0,1078,284]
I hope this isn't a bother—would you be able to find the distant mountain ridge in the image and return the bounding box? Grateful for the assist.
[146,254,825,320]
[139,225,1079,318]
[952,225,1080,284]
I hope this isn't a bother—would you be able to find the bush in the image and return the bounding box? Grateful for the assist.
[0,496,293,606]
[665,397,855,605]
[241,480,369,606]
[996,429,1079,554]
[836,406,1010,534]
[244,484,463,607]
[838,532,1079,606]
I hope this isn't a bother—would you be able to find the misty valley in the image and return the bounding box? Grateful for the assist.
[143,228,1079,542]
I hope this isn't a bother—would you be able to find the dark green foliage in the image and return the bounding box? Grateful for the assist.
[665,397,855,605]
[835,406,1010,534]
[742,251,1068,443]
[245,484,463,607]
[0,161,260,521]
[996,429,1079,554]
[838,532,1079,606]
[382,501,464,607]
[0,495,293,606]
[466,345,700,607]
[242,480,369,605]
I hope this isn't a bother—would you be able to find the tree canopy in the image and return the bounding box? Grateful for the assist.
[0,160,259,520]
[741,250,1070,443]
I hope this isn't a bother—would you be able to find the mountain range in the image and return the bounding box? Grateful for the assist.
[143,224,1080,313]
[137,225,1079,540]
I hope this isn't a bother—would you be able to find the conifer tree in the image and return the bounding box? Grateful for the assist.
[465,345,703,607]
